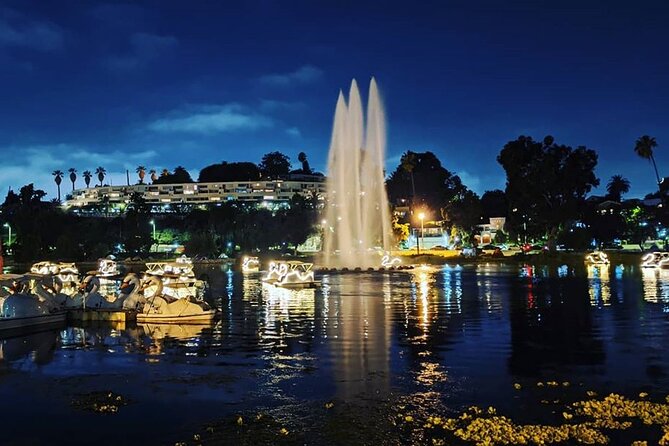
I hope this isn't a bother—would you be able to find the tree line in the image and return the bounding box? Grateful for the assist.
[3,134,666,261]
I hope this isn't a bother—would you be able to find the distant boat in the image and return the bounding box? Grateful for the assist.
[262,261,320,289]
[641,252,669,268]
[585,251,610,265]
[241,256,261,273]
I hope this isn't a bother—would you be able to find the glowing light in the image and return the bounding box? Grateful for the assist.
[585,251,609,265]
[242,256,260,272]
[380,253,401,268]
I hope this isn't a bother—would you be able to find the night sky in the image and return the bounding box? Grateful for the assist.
[1,0,667,200]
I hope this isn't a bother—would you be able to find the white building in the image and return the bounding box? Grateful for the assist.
[63,178,326,213]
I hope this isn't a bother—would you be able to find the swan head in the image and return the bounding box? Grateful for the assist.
[120,273,139,291]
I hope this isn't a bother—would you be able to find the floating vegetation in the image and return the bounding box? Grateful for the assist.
[71,391,128,414]
[396,391,669,445]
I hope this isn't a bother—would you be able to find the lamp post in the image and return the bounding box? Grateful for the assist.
[3,223,11,249]
[418,212,425,254]
[149,220,156,252]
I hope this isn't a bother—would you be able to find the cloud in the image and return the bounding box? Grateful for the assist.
[0,9,64,51]
[148,104,274,134]
[259,99,307,112]
[286,127,301,137]
[258,65,323,87]
[104,32,177,72]
[0,144,158,200]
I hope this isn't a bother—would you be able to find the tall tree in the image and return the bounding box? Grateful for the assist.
[259,151,291,178]
[153,166,194,184]
[480,189,508,220]
[497,135,599,248]
[634,135,662,189]
[297,152,312,174]
[150,169,157,183]
[387,151,465,213]
[199,162,261,182]
[68,168,77,191]
[82,170,92,188]
[606,175,630,202]
[52,170,64,201]
[399,151,418,205]
[95,166,106,186]
[136,166,146,184]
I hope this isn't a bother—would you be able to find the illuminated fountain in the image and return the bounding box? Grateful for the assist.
[322,78,393,269]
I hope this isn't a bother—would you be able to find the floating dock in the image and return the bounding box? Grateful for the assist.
[67,309,137,323]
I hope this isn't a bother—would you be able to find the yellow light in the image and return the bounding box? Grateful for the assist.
[418,212,425,220]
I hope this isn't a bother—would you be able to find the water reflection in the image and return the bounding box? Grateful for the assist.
[587,264,611,307]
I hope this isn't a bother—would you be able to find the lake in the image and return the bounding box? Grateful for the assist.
[1,261,668,445]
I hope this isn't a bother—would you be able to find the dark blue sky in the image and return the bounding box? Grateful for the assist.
[1,0,668,199]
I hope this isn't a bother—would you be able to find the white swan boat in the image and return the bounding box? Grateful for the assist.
[0,274,66,332]
[642,252,669,268]
[78,273,145,310]
[143,256,207,300]
[585,251,610,265]
[262,261,320,289]
[137,275,216,323]
[241,256,261,273]
[28,261,82,307]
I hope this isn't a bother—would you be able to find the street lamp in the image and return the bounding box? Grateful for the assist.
[418,212,425,255]
[3,223,11,248]
[149,220,156,252]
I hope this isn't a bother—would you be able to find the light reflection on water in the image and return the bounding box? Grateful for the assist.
[0,262,669,444]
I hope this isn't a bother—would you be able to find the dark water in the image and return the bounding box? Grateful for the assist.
[1,262,669,445]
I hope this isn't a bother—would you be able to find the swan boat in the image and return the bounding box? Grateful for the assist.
[241,256,261,273]
[262,261,320,289]
[641,252,669,268]
[0,274,66,332]
[585,251,610,265]
[137,275,216,323]
[29,261,82,307]
[78,272,145,311]
[143,256,207,300]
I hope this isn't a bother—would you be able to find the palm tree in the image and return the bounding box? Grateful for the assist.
[606,175,630,202]
[400,151,418,203]
[150,169,157,183]
[634,135,662,187]
[83,170,92,188]
[52,170,64,201]
[95,166,106,186]
[161,168,170,177]
[68,168,77,191]
[136,166,146,184]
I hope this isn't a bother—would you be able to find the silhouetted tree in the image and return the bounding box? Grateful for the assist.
[606,175,630,202]
[480,189,508,220]
[153,166,194,184]
[95,166,106,186]
[297,152,312,174]
[136,166,146,184]
[198,162,261,182]
[259,151,291,178]
[68,168,77,191]
[497,135,599,248]
[83,170,92,188]
[52,170,64,201]
[634,135,661,189]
